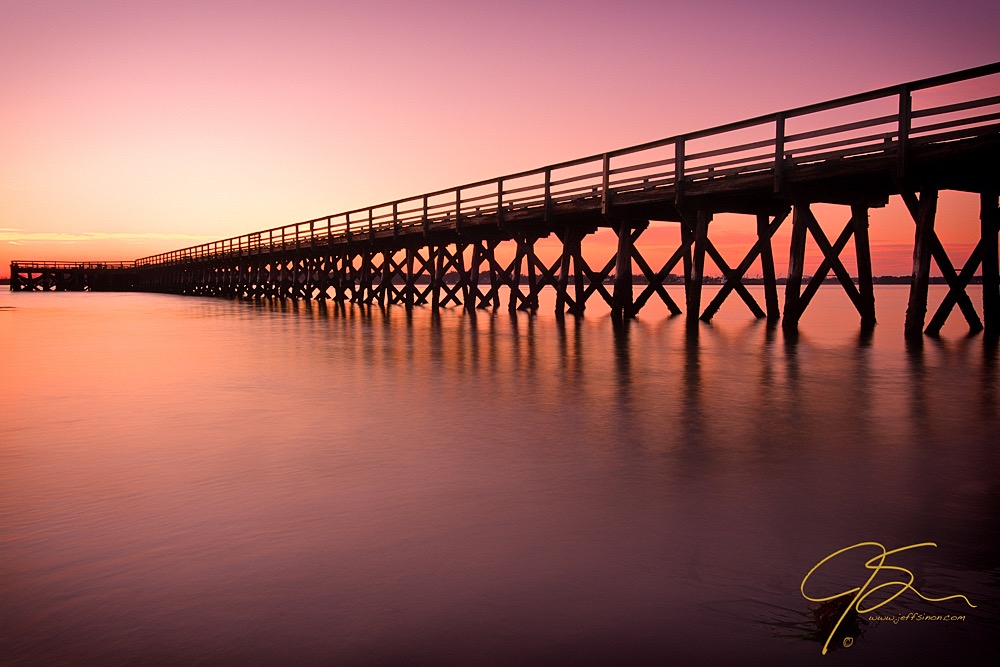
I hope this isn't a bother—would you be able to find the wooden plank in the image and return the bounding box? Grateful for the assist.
[911,94,1000,120]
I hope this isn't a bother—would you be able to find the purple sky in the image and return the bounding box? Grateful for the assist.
[2,0,998,273]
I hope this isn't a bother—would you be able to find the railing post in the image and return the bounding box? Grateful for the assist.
[497,179,504,226]
[674,138,685,206]
[897,84,912,180]
[455,188,462,232]
[774,113,786,194]
[601,153,611,215]
[544,168,551,222]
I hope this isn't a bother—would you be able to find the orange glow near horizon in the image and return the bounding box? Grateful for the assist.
[2,1,998,279]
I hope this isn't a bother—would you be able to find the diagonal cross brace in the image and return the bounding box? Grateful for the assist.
[700,208,789,321]
[699,238,766,320]
[581,254,616,307]
[925,240,984,335]
[797,213,863,315]
[631,243,682,315]
[901,191,983,332]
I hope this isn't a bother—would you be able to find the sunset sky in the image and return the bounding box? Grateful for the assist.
[2,0,998,277]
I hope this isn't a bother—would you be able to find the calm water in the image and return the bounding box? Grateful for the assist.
[1,286,998,664]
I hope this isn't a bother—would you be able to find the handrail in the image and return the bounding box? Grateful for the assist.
[12,260,137,269]
[120,61,1000,268]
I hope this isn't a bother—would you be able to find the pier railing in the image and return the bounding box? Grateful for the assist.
[133,62,1000,268]
[12,261,137,270]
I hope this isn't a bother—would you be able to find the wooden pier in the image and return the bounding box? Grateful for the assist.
[9,261,137,292]
[11,63,1000,337]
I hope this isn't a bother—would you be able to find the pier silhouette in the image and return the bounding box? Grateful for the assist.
[11,63,1000,338]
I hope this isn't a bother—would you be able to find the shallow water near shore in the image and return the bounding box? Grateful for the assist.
[1,286,998,664]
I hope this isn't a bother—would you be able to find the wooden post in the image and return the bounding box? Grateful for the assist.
[897,85,912,180]
[852,205,876,327]
[686,211,710,327]
[358,251,373,304]
[543,169,552,222]
[405,246,416,308]
[276,256,286,300]
[773,113,785,194]
[783,204,808,329]
[612,219,634,319]
[524,236,540,311]
[417,246,434,306]
[674,138,685,207]
[601,154,611,215]
[432,245,444,310]
[681,216,693,316]
[455,242,470,308]
[484,239,501,309]
[467,242,483,311]
[982,191,999,337]
[904,190,938,339]
[377,250,390,306]
[758,213,780,321]
[573,234,585,314]
[508,236,524,312]
[556,227,574,314]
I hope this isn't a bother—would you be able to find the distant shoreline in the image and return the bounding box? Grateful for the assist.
[0,276,980,288]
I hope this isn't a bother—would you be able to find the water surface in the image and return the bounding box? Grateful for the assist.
[1,287,997,664]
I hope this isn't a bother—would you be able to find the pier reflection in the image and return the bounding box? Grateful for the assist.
[2,288,996,664]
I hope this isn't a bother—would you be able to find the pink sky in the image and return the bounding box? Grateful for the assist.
[2,0,998,277]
